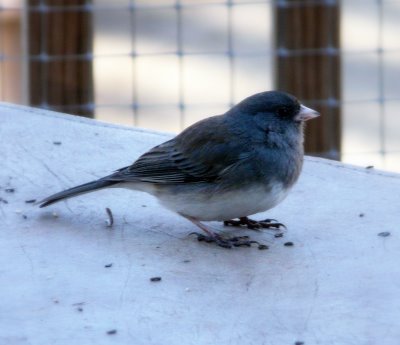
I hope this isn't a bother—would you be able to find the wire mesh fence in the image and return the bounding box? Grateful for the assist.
[90,0,276,132]
[1,0,400,171]
[341,0,400,171]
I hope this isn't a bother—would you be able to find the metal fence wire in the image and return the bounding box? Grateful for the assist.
[1,0,400,172]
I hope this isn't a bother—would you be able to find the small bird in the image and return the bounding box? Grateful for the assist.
[39,91,319,248]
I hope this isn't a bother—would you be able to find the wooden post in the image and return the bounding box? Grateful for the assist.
[0,11,23,103]
[274,0,341,159]
[28,0,93,117]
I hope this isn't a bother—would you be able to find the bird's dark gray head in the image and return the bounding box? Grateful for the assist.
[228,90,319,136]
[224,90,320,152]
[234,91,317,121]
[237,91,300,117]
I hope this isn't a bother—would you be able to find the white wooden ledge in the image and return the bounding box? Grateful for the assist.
[1,103,400,345]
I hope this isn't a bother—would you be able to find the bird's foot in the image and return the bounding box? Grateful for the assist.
[185,216,269,249]
[190,232,268,250]
[223,216,286,231]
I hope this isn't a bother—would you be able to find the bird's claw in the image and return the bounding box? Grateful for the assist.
[189,232,267,250]
[223,216,286,231]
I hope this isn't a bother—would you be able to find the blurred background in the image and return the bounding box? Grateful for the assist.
[1,0,399,171]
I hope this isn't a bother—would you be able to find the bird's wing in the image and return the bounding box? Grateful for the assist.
[105,116,252,184]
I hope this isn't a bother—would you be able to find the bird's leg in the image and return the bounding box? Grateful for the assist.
[184,216,262,249]
[224,216,285,231]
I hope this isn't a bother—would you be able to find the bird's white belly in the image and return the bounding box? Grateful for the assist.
[157,183,290,221]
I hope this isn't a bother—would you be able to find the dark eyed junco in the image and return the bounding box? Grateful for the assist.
[39,91,319,248]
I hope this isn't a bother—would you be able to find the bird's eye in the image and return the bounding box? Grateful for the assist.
[277,106,289,117]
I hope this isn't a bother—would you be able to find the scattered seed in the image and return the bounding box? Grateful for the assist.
[284,242,294,246]
[274,233,284,238]
[106,329,117,335]
[72,302,85,306]
[150,277,162,282]
[295,342,304,345]
[359,213,365,217]
[5,188,15,193]
[77,307,83,312]
[182,259,191,263]
[105,207,114,227]
[0,198,8,204]
[22,215,27,219]
[53,141,62,145]
[366,165,374,169]
[258,244,269,250]
[25,199,36,203]
[141,205,147,207]
[104,263,113,268]
[378,231,391,237]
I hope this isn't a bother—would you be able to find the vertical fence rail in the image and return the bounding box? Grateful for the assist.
[0,7,23,103]
[274,0,341,159]
[28,0,94,117]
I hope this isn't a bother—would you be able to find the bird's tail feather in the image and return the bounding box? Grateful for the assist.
[38,179,118,208]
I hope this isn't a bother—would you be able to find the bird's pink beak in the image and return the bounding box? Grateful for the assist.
[295,104,320,122]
